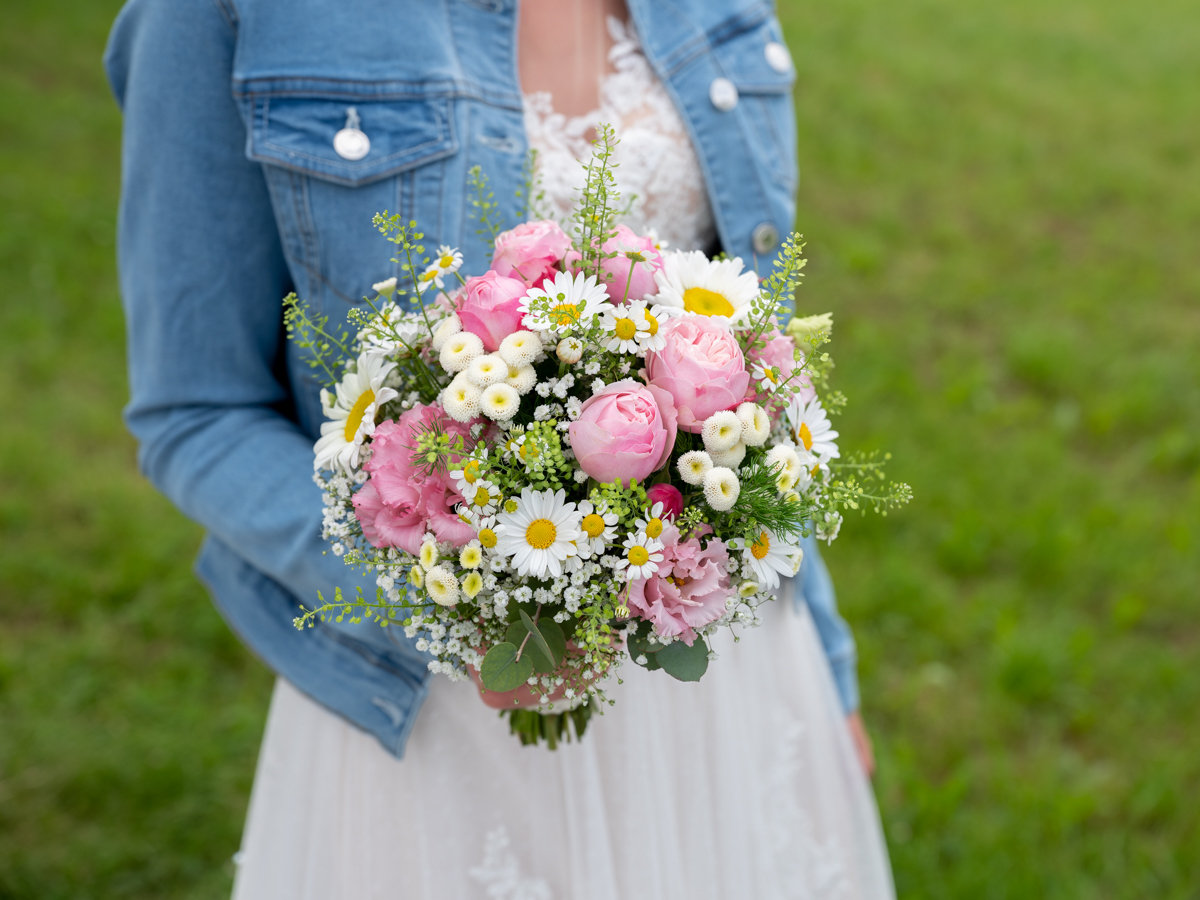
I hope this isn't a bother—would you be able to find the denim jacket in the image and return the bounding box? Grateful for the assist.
[104,0,859,758]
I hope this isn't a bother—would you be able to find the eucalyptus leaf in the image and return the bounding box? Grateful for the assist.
[480,642,534,692]
[627,623,661,668]
[536,618,566,668]
[505,622,554,674]
[519,609,557,668]
[657,638,709,682]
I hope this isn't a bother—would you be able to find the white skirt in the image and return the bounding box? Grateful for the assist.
[232,578,895,900]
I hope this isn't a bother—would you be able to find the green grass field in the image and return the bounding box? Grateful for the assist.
[2,0,1198,896]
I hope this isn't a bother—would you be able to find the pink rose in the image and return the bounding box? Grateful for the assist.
[568,380,678,486]
[645,483,684,521]
[353,404,477,554]
[644,317,751,432]
[566,225,663,303]
[456,271,529,352]
[746,328,814,404]
[627,524,732,645]
[492,220,571,287]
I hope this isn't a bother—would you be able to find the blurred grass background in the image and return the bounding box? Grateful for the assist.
[1,0,1198,896]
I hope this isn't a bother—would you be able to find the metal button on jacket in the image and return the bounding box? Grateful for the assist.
[333,106,371,161]
[709,77,739,112]
[764,41,792,74]
[752,222,780,255]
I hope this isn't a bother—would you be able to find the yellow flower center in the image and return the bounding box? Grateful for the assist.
[478,528,497,548]
[473,487,491,507]
[682,287,734,317]
[644,311,659,336]
[627,545,650,566]
[439,254,455,268]
[614,317,637,340]
[525,518,558,550]
[343,388,376,442]
[519,441,540,463]
[645,517,664,539]
[504,499,519,513]
[420,269,438,283]
[549,302,582,326]
[462,460,480,484]
[797,422,814,451]
[763,368,778,385]
[751,531,771,560]
[508,367,521,379]
[582,514,606,538]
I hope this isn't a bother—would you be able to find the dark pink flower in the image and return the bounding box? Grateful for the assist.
[626,524,732,645]
[645,483,684,521]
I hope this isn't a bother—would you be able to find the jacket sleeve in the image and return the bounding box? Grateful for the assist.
[796,534,860,713]
[104,0,384,628]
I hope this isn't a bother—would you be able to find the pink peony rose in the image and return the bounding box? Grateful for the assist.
[645,483,684,521]
[746,328,814,404]
[456,271,529,352]
[352,404,477,554]
[491,220,571,287]
[644,316,751,432]
[627,524,732,645]
[566,225,663,302]
[568,380,678,486]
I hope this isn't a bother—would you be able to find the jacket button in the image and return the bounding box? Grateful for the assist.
[752,222,780,255]
[709,77,739,112]
[334,106,371,160]
[765,41,792,73]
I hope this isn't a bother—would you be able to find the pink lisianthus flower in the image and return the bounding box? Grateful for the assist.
[645,483,684,521]
[455,271,529,352]
[492,220,572,288]
[352,404,477,554]
[568,380,678,486]
[747,328,814,404]
[626,524,732,645]
[565,225,663,303]
[644,316,751,432]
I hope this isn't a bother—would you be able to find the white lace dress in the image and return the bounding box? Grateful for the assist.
[231,22,895,900]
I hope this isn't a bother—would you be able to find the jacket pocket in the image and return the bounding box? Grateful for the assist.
[246,93,458,186]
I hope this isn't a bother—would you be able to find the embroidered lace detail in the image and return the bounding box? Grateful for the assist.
[524,17,717,253]
[760,710,853,899]
[468,826,554,900]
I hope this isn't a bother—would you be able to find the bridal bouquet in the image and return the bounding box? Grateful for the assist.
[288,129,909,747]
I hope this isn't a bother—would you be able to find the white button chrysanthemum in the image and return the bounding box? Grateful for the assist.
[701,410,742,452]
[703,466,740,511]
[677,450,714,486]
[520,270,612,335]
[709,442,746,468]
[465,353,508,388]
[443,375,482,423]
[419,539,439,571]
[431,313,463,352]
[461,571,484,599]
[786,397,840,459]
[650,249,761,324]
[313,352,399,473]
[480,383,520,420]
[498,330,541,368]
[734,529,801,591]
[493,488,582,579]
[765,444,803,478]
[424,564,460,606]
[459,541,483,569]
[615,532,665,581]
[440,331,485,373]
[505,364,538,395]
[737,402,771,446]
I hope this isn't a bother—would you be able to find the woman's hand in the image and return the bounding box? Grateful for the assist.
[846,712,876,777]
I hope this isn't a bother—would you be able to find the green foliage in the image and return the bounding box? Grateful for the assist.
[479,642,532,693]
[282,292,351,389]
[506,703,594,749]
[467,164,503,252]
[655,638,710,682]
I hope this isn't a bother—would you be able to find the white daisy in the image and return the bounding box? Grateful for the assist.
[599,302,650,354]
[449,453,489,497]
[637,303,680,353]
[520,270,611,335]
[734,529,801,591]
[577,499,618,555]
[650,250,761,324]
[633,502,669,541]
[615,533,665,581]
[313,352,398,473]
[787,397,840,459]
[493,488,583,579]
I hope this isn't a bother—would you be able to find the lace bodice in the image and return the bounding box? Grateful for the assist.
[523,18,717,253]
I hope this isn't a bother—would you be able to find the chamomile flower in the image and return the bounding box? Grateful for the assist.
[461,571,484,599]
[424,564,460,606]
[733,529,801,590]
[459,541,483,569]
[636,303,679,353]
[493,488,583,579]
[520,270,611,335]
[787,397,840,459]
[615,533,664,581]
[313,352,399,473]
[462,479,500,517]
[678,450,714,486]
[576,499,618,555]
[474,515,499,549]
[450,453,489,495]
[651,250,760,324]
[634,502,668,540]
[599,302,650,354]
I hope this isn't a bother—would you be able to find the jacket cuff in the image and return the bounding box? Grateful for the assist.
[829,652,860,714]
